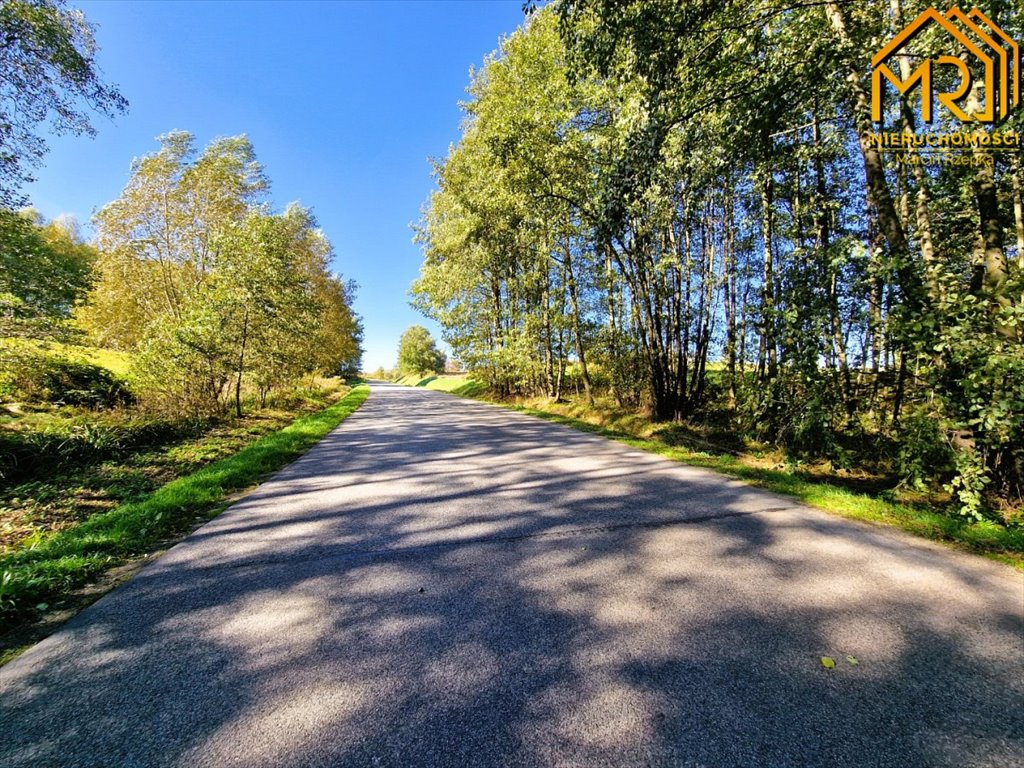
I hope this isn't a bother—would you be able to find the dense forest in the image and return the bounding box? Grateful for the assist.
[413,1,1023,519]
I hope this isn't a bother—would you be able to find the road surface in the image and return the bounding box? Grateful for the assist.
[2,383,1022,767]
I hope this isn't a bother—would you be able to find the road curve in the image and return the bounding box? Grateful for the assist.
[2,383,1022,767]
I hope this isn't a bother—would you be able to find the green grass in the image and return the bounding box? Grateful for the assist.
[395,373,487,396]
[0,385,370,626]
[0,338,132,377]
[76,346,132,377]
[508,405,1024,569]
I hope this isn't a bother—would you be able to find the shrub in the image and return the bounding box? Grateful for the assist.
[37,359,134,408]
[895,409,954,491]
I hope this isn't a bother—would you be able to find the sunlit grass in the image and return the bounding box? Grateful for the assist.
[0,338,132,377]
[395,373,487,396]
[74,345,132,376]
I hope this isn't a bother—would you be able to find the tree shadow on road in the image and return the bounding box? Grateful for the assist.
[2,386,1022,767]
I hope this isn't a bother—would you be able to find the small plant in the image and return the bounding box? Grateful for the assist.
[945,449,992,521]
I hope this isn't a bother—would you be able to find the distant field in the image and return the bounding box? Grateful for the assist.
[393,373,486,396]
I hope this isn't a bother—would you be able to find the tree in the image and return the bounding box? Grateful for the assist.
[397,325,445,375]
[0,0,128,206]
[79,132,362,415]
[413,10,601,400]
[414,3,1023,517]
[78,131,267,349]
[0,207,95,338]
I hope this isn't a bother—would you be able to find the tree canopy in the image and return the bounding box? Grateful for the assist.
[397,325,445,375]
[77,131,363,415]
[413,2,1023,520]
[0,208,95,339]
[0,0,128,206]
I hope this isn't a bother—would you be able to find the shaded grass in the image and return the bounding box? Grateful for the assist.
[0,410,308,551]
[0,385,370,627]
[0,414,206,490]
[508,404,1024,569]
[1,378,355,550]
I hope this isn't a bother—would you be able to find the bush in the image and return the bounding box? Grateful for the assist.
[895,409,954,491]
[37,359,134,408]
[744,374,851,465]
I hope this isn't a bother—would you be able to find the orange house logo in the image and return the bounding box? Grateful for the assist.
[872,6,1020,124]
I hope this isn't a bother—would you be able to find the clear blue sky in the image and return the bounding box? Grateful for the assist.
[26,0,527,370]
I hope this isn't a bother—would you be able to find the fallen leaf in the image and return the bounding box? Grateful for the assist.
[846,655,859,666]
[820,656,836,669]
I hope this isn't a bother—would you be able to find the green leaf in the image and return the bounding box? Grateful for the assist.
[820,656,836,669]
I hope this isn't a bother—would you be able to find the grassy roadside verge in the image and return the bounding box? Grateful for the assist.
[395,375,1023,569]
[0,385,370,641]
[392,373,486,395]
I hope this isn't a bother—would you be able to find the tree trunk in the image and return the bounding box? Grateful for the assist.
[824,1,921,312]
[888,0,940,301]
[234,307,249,419]
[723,187,737,409]
[759,169,777,381]
[543,262,555,399]
[605,243,622,406]
[813,110,853,412]
[966,85,1014,337]
[1011,155,1024,271]
[563,235,594,404]
[892,348,907,425]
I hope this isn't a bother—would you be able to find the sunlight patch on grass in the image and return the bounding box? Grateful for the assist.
[394,374,487,396]
[1,338,132,377]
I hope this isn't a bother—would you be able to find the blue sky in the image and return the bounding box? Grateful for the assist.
[26,0,527,370]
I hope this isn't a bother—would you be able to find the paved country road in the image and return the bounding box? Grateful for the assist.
[2,384,1022,767]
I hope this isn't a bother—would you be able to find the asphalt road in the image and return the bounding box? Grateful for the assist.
[2,383,1022,767]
